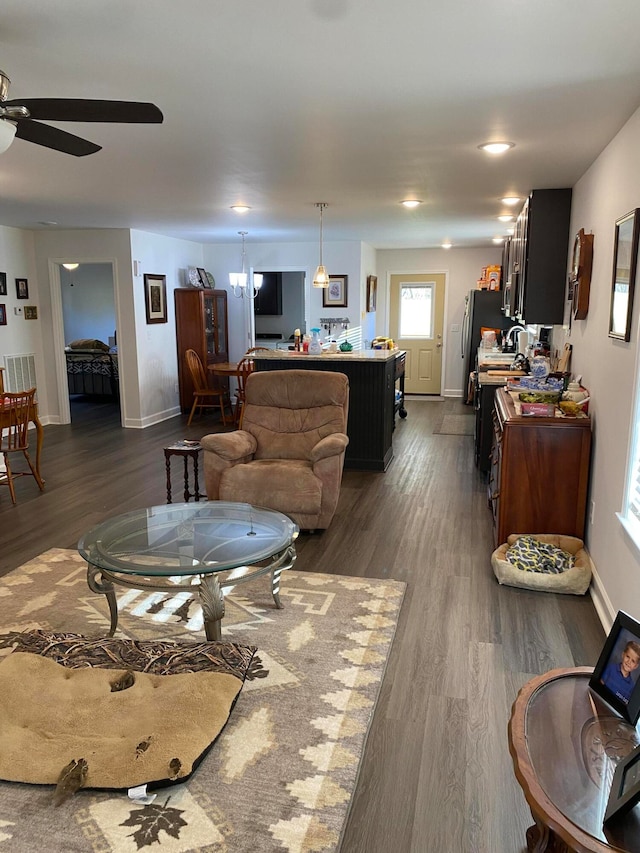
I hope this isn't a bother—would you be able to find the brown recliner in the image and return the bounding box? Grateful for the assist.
[201,369,349,531]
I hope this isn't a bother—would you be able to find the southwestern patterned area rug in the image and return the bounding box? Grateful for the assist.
[0,549,405,853]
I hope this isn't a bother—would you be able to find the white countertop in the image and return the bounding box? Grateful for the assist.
[254,349,404,363]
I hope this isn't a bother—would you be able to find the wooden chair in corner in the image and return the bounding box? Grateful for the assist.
[0,388,45,504]
[184,349,228,427]
[233,348,270,427]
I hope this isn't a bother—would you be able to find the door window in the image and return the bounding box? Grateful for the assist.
[399,283,434,338]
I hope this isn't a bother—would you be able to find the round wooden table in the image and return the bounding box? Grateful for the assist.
[509,667,640,852]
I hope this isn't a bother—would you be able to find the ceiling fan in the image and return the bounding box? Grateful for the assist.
[0,70,163,156]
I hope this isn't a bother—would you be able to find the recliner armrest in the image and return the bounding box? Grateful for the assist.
[309,433,349,463]
[201,430,257,461]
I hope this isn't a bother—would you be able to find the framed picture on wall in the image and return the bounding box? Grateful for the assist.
[15,278,28,299]
[366,275,377,312]
[0,304,6,326]
[323,275,348,308]
[0,273,6,296]
[609,209,640,341]
[144,273,168,324]
[24,306,38,320]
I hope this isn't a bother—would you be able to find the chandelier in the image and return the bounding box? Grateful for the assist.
[229,231,262,299]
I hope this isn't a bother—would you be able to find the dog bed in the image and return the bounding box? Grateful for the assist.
[491,533,593,594]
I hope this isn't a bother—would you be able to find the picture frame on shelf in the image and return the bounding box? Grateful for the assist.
[604,741,640,823]
[197,267,209,288]
[589,611,640,725]
[0,272,6,296]
[366,275,377,312]
[143,273,168,324]
[0,304,6,326]
[24,306,38,320]
[609,208,640,342]
[323,275,348,308]
[15,278,28,300]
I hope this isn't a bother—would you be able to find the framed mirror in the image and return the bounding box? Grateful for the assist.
[609,209,640,341]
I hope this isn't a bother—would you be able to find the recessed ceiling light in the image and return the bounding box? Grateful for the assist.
[492,237,505,244]
[478,142,515,155]
[497,214,514,222]
[401,199,422,208]
[441,241,452,249]
[230,205,251,213]
[501,197,520,206]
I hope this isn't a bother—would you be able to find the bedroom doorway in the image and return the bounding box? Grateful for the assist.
[52,261,122,424]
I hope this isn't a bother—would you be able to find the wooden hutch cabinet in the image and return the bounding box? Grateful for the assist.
[175,288,229,413]
[488,388,591,547]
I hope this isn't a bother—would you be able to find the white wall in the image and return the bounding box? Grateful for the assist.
[376,247,502,396]
[60,263,115,344]
[0,226,43,394]
[203,240,364,361]
[129,229,204,426]
[553,104,640,628]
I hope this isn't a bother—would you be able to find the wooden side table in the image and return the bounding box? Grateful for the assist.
[164,441,203,503]
[509,667,640,852]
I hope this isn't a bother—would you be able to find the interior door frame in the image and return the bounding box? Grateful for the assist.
[385,268,450,395]
[49,258,125,426]
[242,266,310,348]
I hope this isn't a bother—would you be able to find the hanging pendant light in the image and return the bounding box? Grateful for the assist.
[229,231,262,299]
[313,203,330,288]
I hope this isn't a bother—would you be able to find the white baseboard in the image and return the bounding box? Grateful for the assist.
[589,561,617,634]
[124,407,182,429]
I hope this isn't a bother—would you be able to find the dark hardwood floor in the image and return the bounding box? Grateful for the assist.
[0,395,605,852]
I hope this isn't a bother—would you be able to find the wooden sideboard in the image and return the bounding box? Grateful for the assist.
[489,387,592,546]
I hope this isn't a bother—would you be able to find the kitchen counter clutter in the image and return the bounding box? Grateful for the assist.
[253,349,406,471]
[488,388,592,547]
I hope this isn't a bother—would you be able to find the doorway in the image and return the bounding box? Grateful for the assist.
[252,270,306,349]
[51,260,123,425]
[389,273,446,395]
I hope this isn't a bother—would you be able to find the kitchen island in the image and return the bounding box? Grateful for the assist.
[253,349,406,471]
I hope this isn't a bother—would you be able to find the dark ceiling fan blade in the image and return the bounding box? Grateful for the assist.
[4,98,163,124]
[14,120,101,156]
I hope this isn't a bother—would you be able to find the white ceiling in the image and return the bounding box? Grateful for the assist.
[1,0,640,249]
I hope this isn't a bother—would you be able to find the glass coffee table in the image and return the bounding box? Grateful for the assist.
[78,501,299,641]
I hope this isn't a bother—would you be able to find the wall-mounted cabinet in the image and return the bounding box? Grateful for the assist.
[503,189,572,325]
[254,272,282,315]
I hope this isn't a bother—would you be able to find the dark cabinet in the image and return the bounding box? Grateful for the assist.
[175,288,229,412]
[254,272,282,315]
[504,189,572,325]
[488,388,591,547]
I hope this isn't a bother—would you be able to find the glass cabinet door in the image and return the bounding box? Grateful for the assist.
[213,292,227,355]
[204,294,216,359]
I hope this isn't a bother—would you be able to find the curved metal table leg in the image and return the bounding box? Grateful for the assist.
[271,544,297,609]
[86,564,119,636]
[199,573,225,641]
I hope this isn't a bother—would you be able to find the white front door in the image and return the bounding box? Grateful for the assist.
[389,273,445,395]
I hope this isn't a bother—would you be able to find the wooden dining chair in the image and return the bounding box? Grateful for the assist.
[0,388,45,504]
[184,349,228,427]
[233,356,256,427]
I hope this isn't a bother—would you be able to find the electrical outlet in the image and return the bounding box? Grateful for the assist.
[14,306,23,316]
[590,500,596,525]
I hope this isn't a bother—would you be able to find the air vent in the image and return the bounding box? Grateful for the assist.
[4,353,37,392]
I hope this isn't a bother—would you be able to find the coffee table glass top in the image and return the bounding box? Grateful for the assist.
[78,501,299,577]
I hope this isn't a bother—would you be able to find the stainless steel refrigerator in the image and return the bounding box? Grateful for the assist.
[461,290,515,395]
